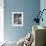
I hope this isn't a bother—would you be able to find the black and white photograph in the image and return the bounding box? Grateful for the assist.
[12,12,23,26]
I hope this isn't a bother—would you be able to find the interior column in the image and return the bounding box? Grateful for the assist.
[0,0,4,42]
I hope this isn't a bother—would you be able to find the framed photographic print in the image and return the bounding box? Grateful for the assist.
[12,12,23,26]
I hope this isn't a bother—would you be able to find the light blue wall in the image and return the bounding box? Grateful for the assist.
[40,0,46,27]
[4,0,40,42]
